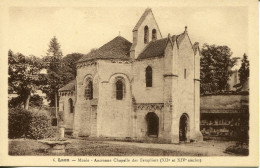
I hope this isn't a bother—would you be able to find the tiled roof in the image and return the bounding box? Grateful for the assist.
[59,80,75,92]
[137,38,168,60]
[137,33,187,60]
[77,36,132,63]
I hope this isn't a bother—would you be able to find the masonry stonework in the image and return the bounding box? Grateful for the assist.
[58,8,203,143]
[59,93,75,130]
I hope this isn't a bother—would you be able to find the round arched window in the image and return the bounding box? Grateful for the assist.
[146,66,152,87]
[68,98,74,113]
[144,25,149,44]
[85,80,93,100]
[116,80,123,100]
[152,29,157,40]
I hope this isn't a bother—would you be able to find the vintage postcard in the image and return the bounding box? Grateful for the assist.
[0,0,258,166]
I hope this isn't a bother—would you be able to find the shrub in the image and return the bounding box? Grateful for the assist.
[8,108,32,139]
[9,108,56,140]
[27,112,54,139]
[225,142,249,156]
[44,126,58,139]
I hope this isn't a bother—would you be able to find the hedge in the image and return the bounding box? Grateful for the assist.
[8,108,56,139]
[8,108,32,139]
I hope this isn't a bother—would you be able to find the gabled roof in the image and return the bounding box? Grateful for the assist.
[137,32,188,60]
[133,8,151,31]
[132,8,162,37]
[77,36,132,63]
[59,80,75,92]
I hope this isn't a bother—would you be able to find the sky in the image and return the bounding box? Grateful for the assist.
[9,6,248,67]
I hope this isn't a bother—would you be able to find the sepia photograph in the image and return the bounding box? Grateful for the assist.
[0,0,258,166]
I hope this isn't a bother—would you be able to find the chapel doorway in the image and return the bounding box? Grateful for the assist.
[146,112,159,137]
[179,113,189,142]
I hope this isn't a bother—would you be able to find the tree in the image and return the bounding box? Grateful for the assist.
[200,44,239,94]
[43,38,84,107]
[43,36,63,107]
[8,50,45,109]
[238,53,249,86]
[47,36,62,58]
[60,53,83,83]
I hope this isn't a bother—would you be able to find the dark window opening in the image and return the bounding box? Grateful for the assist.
[116,80,123,100]
[69,98,74,113]
[144,26,149,44]
[146,66,152,87]
[85,80,93,100]
[152,29,157,40]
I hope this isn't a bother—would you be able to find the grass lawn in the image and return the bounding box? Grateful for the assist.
[9,139,206,156]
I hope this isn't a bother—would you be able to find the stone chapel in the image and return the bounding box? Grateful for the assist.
[58,8,203,143]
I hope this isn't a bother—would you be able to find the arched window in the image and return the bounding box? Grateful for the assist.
[68,98,73,113]
[85,80,93,100]
[144,26,149,44]
[152,29,157,40]
[116,80,124,100]
[146,66,152,87]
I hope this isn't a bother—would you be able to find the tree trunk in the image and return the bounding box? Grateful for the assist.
[24,94,31,110]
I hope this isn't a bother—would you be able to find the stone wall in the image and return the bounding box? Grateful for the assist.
[133,103,164,139]
[59,93,75,130]
[173,33,202,142]
[163,40,178,142]
[70,33,202,143]
[97,60,133,138]
[132,57,164,103]
[74,63,98,137]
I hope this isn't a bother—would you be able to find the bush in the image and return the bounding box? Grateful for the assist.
[9,108,56,139]
[225,142,249,156]
[44,126,58,139]
[27,113,52,139]
[8,108,32,139]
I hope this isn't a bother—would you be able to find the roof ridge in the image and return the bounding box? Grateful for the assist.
[77,36,132,63]
[99,36,131,49]
[132,8,152,32]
